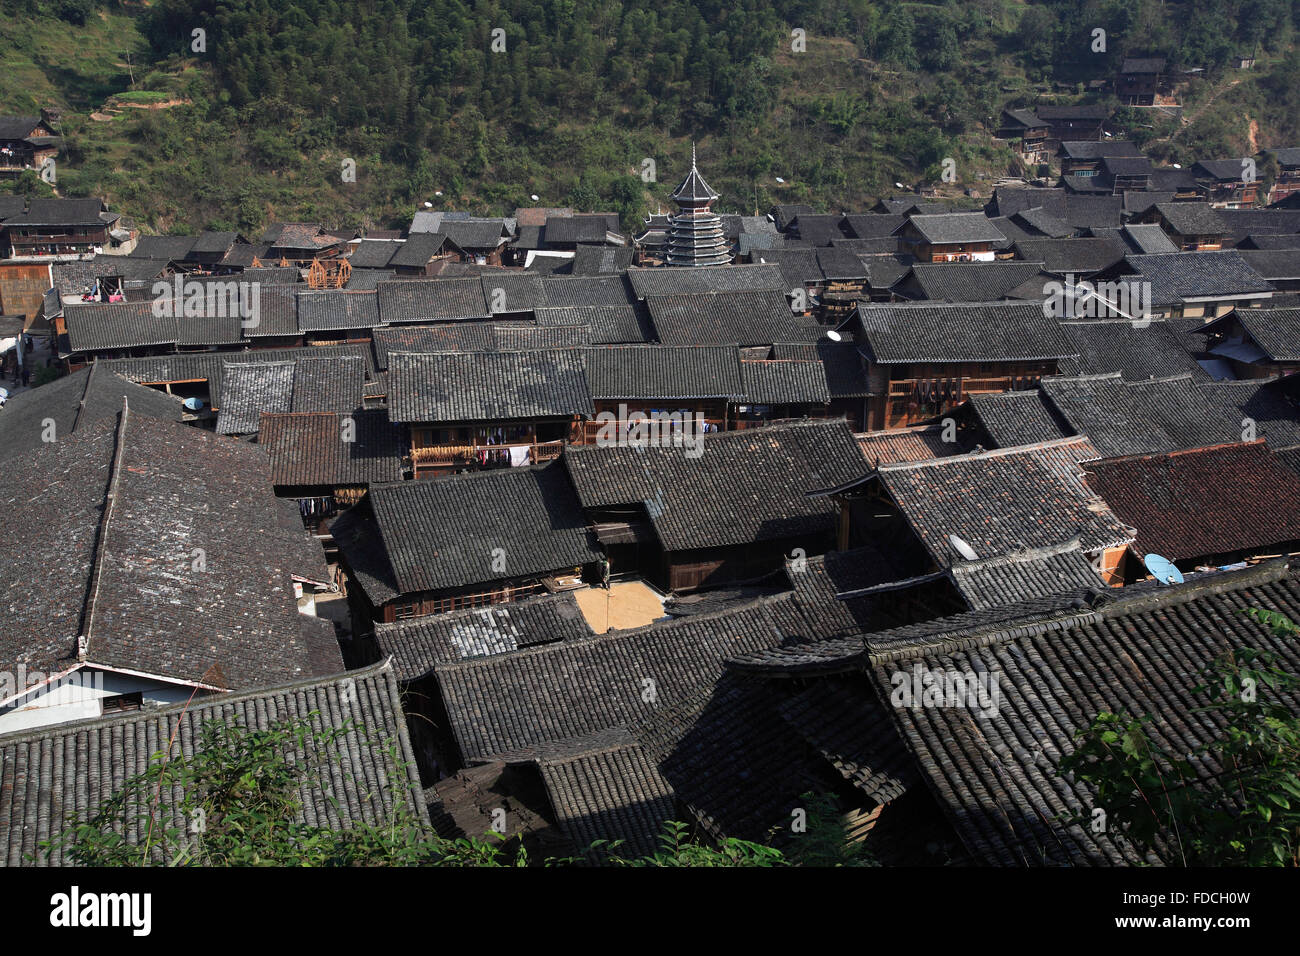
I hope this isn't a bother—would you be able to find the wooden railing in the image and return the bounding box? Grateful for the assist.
[411,441,564,466]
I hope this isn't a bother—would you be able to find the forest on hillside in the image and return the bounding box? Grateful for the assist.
[2,0,1299,233]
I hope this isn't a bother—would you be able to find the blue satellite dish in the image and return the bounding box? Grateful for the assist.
[183,397,204,411]
[1143,553,1184,585]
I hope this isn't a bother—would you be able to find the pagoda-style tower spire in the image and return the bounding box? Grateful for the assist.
[665,144,729,267]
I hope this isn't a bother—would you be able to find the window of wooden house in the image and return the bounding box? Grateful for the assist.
[394,601,420,620]
[102,692,143,715]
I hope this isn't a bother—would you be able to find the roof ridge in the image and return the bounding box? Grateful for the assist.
[0,659,398,744]
[1083,438,1262,467]
[76,397,132,660]
[70,361,97,434]
[877,434,1093,471]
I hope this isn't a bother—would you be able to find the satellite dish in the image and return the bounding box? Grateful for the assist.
[423,201,433,208]
[949,534,979,561]
[182,397,204,411]
[1143,553,1184,585]
[434,191,443,197]
[1172,163,1182,169]
[894,182,905,189]
[826,329,842,342]
[530,194,540,201]
[775,176,785,184]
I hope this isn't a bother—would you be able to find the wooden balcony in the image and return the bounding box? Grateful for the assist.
[411,440,564,468]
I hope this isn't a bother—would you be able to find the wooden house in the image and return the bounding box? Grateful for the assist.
[818,435,1132,585]
[563,419,864,592]
[1091,250,1274,321]
[1116,57,1169,106]
[1034,105,1110,147]
[436,218,513,265]
[387,349,592,477]
[1200,306,1300,377]
[330,460,601,624]
[1141,201,1228,250]
[1192,160,1260,208]
[896,213,1006,263]
[1056,139,1143,178]
[996,109,1051,165]
[0,406,341,733]
[1270,148,1300,204]
[855,301,1076,430]
[3,198,117,260]
[0,114,58,177]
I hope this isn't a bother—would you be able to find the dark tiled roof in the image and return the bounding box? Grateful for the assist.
[1039,372,1238,457]
[571,245,635,275]
[1155,201,1227,236]
[348,239,400,268]
[543,214,620,245]
[967,390,1070,448]
[296,289,380,331]
[11,198,106,227]
[1058,141,1143,160]
[0,411,338,688]
[438,218,509,250]
[1240,250,1300,281]
[856,425,963,464]
[374,590,593,679]
[215,356,364,435]
[1063,195,1123,230]
[857,301,1077,364]
[1214,307,1300,362]
[387,231,452,268]
[1121,223,1180,254]
[492,324,590,349]
[260,409,405,487]
[563,420,864,551]
[1121,251,1274,303]
[480,272,545,313]
[906,261,1049,301]
[371,322,497,367]
[387,349,593,422]
[869,561,1300,865]
[949,540,1103,609]
[331,462,598,603]
[539,274,634,307]
[1198,378,1300,449]
[844,214,907,239]
[1057,319,1208,381]
[644,290,807,346]
[377,278,490,322]
[534,305,652,343]
[905,212,1006,245]
[100,344,374,408]
[0,662,428,866]
[1084,442,1300,558]
[533,737,675,858]
[133,234,197,260]
[813,339,870,397]
[740,359,831,404]
[0,366,184,461]
[876,436,1129,563]
[435,597,804,761]
[63,301,179,352]
[988,187,1068,219]
[626,264,785,298]
[583,345,743,400]
[1013,237,1127,274]
[243,284,299,337]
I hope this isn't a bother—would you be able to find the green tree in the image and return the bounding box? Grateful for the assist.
[1059,611,1300,867]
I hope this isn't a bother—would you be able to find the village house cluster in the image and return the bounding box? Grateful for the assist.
[2,120,1300,866]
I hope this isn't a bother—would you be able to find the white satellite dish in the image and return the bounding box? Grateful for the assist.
[826,329,842,342]
[949,534,979,561]
[423,201,433,208]
[775,176,785,184]
[894,182,905,189]
[530,194,540,201]
[434,191,443,197]
[1172,163,1181,169]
